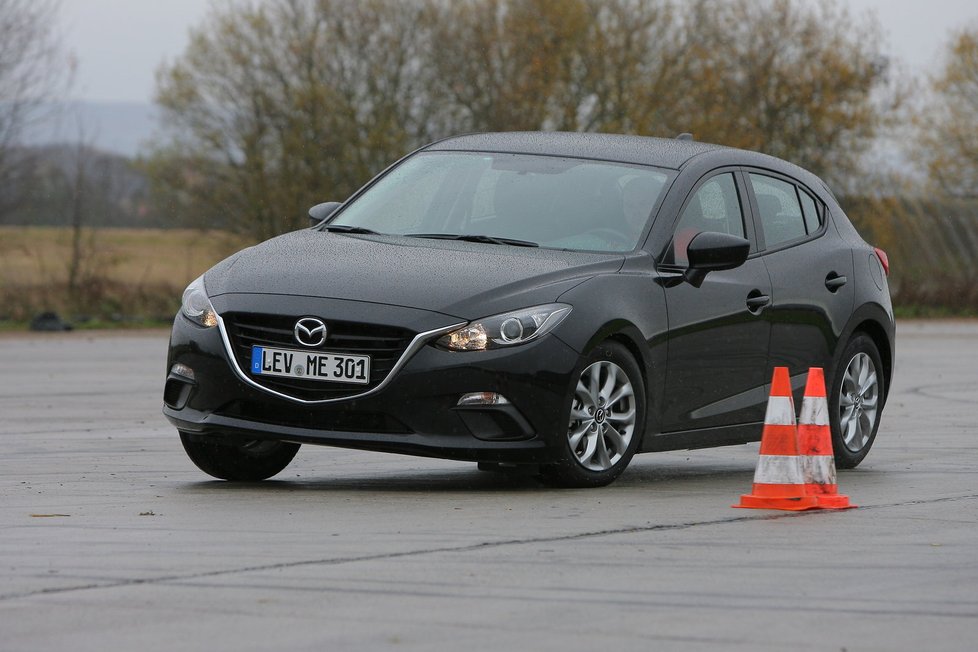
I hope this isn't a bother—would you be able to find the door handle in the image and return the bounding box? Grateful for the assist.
[825,273,848,292]
[746,291,771,313]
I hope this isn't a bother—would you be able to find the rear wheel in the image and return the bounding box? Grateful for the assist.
[180,433,300,481]
[541,341,645,488]
[829,334,884,468]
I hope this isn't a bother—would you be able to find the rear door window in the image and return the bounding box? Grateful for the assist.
[748,173,807,247]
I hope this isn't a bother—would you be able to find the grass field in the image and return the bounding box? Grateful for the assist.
[0,226,252,325]
[1,222,974,327]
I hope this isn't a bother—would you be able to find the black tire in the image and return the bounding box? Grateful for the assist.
[179,433,300,481]
[540,340,645,488]
[829,334,884,469]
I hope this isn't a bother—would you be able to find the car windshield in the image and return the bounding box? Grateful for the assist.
[327,151,673,253]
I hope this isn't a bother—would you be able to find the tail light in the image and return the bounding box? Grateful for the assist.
[873,247,889,276]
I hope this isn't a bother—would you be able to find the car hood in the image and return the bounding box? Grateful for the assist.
[204,230,625,319]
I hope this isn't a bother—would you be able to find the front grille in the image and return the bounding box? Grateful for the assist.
[223,312,416,401]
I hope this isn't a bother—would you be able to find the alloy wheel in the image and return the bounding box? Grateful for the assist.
[567,360,636,471]
[838,352,879,452]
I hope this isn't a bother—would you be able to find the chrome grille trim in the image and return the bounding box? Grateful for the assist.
[216,314,465,405]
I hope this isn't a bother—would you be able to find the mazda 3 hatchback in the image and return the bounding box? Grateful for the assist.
[164,132,894,487]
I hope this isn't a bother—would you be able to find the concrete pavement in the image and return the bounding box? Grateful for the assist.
[1,323,976,651]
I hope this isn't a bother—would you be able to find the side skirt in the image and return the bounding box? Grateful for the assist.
[640,422,764,453]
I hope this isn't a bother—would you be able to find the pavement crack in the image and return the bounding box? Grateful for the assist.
[4,492,976,603]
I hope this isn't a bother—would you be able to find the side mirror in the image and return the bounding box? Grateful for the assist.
[309,201,342,226]
[684,231,750,287]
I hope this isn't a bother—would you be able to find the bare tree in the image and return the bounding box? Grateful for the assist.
[573,0,686,134]
[66,123,95,293]
[151,0,432,241]
[149,0,894,240]
[425,0,595,132]
[916,26,978,199]
[0,0,72,221]
[672,0,896,189]
[53,116,134,302]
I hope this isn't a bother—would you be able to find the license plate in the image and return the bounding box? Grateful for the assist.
[250,346,370,385]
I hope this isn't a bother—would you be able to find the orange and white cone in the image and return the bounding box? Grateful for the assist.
[734,367,819,511]
[798,368,855,509]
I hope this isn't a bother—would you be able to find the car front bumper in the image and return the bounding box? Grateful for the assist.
[162,298,582,464]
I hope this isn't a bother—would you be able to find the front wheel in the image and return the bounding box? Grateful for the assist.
[829,334,884,469]
[180,433,300,481]
[541,341,645,488]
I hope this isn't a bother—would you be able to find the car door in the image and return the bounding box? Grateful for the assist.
[745,171,855,376]
[659,170,773,432]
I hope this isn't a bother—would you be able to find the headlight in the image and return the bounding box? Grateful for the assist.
[436,303,571,351]
[180,275,217,327]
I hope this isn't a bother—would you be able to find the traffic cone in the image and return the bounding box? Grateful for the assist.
[734,367,819,511]
[798,368,855,509]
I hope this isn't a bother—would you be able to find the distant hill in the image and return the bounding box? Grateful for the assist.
[19,101,159,159]
[0,142,169,228]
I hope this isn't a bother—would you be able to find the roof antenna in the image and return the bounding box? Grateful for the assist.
[675,132,694,141]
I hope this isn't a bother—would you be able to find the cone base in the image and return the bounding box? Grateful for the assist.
[733,494,820,511]
[816,494,856,509]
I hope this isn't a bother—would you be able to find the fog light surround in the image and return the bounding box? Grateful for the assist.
[164,364,196,410]
[454,392,533,441]
[170,363,196,381]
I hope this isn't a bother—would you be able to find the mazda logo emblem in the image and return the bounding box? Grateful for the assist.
[294,317,327,347]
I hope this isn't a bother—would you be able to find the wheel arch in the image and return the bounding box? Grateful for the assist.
[853,319,892,402]
[834,306,894,407]
[573,320,665,447]
[578,321,651,392]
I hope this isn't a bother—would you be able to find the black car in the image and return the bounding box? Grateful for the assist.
[164,132,893,487]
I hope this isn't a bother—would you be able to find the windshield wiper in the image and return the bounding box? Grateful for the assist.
[405,233,539,247]
[322,224,380,235]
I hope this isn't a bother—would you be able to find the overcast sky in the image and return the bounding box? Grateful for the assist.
[62,0,978,104]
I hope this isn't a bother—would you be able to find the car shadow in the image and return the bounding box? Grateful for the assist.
[176,457,771,494]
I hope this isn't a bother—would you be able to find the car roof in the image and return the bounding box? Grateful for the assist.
[425,131,726,169]
[423,131,838,203]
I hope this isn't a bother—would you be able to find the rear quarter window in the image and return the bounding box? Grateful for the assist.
[798,189,822,234]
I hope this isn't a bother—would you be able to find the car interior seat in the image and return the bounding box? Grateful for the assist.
[756,193,804,245]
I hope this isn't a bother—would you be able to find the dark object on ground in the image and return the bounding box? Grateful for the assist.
[30,312,73,332]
